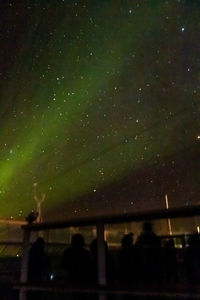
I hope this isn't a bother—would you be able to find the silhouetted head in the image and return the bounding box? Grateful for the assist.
[71,233,85,248]
[142,221,153,232]
[121,233,133,249]
[34,237,45,249]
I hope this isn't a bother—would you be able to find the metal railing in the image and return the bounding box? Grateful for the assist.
[16,205,200,300]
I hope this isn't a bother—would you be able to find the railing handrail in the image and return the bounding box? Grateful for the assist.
[22,205,200,232]
[13,282,200,299]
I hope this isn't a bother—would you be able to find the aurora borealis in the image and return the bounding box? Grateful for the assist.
[0,0,200,220]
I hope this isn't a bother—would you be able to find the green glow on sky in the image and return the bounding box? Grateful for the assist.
[0,0,199,219]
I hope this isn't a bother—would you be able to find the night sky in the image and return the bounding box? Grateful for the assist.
[0,0,200,221]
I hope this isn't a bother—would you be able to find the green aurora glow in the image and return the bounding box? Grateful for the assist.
[0,0,199,219]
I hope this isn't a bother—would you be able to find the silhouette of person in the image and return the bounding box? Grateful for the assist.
[61,233,90,285]
[28,237,50,282]
[136,222,160,248]
[119,233,138,286]
[184,234,200,291]
[135,222,161,286]
[162,238,177,286]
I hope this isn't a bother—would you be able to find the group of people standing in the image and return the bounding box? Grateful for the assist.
[27,221,200,290]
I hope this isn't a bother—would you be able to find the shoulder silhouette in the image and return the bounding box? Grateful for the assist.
[28,237,50,282]
[136,222,160,247]
[61,233,90,284]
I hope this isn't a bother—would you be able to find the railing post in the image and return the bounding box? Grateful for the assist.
[19,228,31,300]
[96,221,106,286]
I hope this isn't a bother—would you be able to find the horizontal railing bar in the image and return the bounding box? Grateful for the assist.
[13,284,200,299]
[0,241,23,245]
[22,205,200,231]
[0,219,26,225]
[0,241,68,246]
[0,234,192,246]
